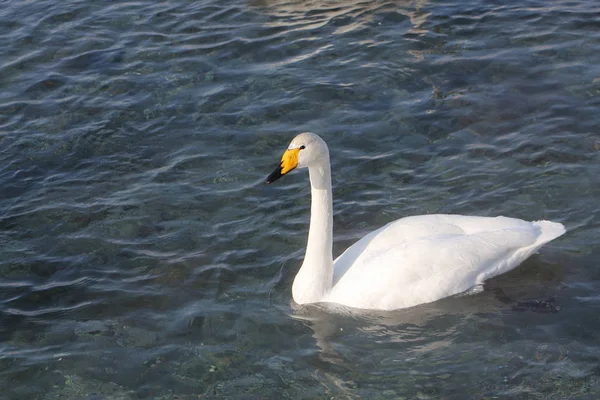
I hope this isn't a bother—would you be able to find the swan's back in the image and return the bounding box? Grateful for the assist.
[328,214,565,310]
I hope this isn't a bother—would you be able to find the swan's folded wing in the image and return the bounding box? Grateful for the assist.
[329,227,541,310]
[332,216,466,284]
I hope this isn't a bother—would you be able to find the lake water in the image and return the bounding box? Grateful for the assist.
[1,0,599,398]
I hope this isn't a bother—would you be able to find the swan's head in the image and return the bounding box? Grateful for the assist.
[266,132,329,184]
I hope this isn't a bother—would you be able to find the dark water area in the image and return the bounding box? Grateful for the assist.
[1,0,599,398]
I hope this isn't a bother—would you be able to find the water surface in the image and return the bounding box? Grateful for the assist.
[1,0,599,398]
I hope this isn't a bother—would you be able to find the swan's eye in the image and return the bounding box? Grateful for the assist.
[300,145,306,150]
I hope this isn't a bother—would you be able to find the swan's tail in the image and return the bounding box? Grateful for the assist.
[533,220,566,245]
[501,220,565,277]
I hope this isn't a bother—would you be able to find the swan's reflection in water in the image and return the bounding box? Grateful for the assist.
[281,284,503,366]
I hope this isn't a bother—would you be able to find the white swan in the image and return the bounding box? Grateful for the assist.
[266,132,566,311]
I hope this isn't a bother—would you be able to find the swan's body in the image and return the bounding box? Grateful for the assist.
[266,133,565,311]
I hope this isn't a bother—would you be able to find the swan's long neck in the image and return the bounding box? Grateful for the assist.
[292,157,333,305]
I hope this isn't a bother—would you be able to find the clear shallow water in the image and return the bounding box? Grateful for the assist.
[1,0,599,398]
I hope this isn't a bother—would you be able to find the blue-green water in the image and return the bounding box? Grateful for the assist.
[1,0,599,398]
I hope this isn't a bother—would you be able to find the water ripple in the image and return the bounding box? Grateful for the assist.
[0,0,599,398]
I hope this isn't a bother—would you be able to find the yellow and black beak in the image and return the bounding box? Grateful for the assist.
[266,148,300,184]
